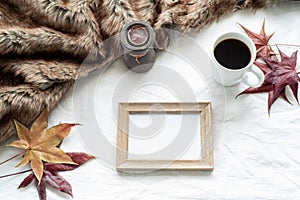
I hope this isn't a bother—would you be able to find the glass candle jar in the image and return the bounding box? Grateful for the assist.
[120,21,155,73]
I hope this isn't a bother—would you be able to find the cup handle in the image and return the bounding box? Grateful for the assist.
[242,64,265,88]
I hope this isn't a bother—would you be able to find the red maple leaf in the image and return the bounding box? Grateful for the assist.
[237,47,299,113]
[238,20,275,58]
[18,152,94,200]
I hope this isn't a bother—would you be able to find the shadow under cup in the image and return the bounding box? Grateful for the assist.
[211,32,262,87]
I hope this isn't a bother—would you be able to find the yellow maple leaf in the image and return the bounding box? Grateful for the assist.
[8,109,78,183]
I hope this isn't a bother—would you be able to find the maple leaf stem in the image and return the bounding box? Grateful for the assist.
[270,44,300,48]
[0,150,26,166]
[0,169,32,179]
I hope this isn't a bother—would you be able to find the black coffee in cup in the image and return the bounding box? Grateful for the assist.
[214,39,251,70]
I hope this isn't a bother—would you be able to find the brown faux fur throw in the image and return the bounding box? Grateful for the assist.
[0,0,295,144]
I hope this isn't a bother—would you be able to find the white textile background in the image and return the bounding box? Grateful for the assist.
[0,3,300,200]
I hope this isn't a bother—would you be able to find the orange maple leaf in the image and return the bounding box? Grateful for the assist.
[8,109,78,184]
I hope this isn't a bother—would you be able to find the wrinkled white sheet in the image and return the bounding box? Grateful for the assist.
[1,3,300,200]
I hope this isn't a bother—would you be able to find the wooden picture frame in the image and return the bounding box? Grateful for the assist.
[116,102,213,171]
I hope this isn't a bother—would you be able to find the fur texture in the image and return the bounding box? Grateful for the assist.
[0,0,295,144]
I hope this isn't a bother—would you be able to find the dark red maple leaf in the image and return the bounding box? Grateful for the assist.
[237,47,299,113]
[18,152,94,200]
[238,20,275,58]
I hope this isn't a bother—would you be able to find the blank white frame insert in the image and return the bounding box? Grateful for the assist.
[128,113,201,160]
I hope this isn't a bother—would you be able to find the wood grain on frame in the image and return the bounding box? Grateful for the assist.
[116,102,213,171]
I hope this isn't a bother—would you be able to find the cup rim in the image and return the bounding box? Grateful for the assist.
[212,32,256,72]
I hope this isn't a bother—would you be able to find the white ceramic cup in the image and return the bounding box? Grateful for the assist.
[211,32,264,87]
